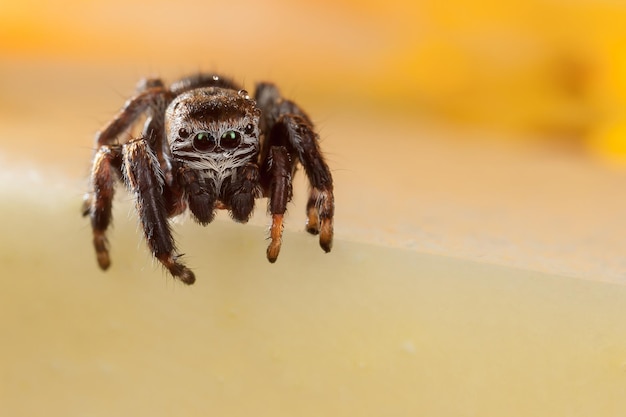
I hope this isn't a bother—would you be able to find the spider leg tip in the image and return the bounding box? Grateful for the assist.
[168,261,196,285]
[305,210,320,235]
[267,213,283,263]
[157,254,196,285]
[93,233,111,270]
[266,244,281,263]
[305,224,320,235]
[170,264,196,285]
[97,253,111,270]
[178,269,196,285]
[319,219,333,253]
[320,238,333,253]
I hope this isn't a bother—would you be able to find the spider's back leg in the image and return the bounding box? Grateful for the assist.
[85,145,122,270]
[95,87,170,147]
[256,83,335,256]
[273,113,334,252]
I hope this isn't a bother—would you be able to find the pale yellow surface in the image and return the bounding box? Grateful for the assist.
[1,195,626,417]
[2,0,626,416]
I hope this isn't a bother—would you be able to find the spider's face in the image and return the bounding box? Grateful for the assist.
[166,87,261,163]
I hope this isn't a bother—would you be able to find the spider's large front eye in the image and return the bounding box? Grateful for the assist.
[193,132,216,152]
[220,130,242,149]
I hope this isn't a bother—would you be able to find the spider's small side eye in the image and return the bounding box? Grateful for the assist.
[193,132,216,152]
[244,124,255,135]
[220,130,242,149]
[178,128,190,139]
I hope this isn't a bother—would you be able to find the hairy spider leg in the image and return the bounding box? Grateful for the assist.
[86,145,121,270]
[279,114,335,252]
[122,139,195,285]
[256,83,335,254]
[83,87,172,269]
[95,88,170,148]
[262,146,293,262]
[268,116,334,252]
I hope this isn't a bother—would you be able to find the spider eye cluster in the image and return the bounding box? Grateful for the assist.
[190,128,255,152]
[186,122,257,153]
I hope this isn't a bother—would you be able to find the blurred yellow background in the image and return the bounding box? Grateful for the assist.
[3,0,626,162]
[2,1,626,416]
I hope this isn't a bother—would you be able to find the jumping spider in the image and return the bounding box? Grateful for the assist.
[82,74,334,285]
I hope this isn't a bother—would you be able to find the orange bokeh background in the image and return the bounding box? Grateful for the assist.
[2,0,626,164]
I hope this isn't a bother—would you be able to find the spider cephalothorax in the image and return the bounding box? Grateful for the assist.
[83,74,334,284]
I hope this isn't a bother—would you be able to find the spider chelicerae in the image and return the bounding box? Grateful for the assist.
[82,74,334,284]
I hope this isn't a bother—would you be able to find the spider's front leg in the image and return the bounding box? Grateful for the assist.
[84,82,175,275]
[122,139,195,284]
[264,147,293,262]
